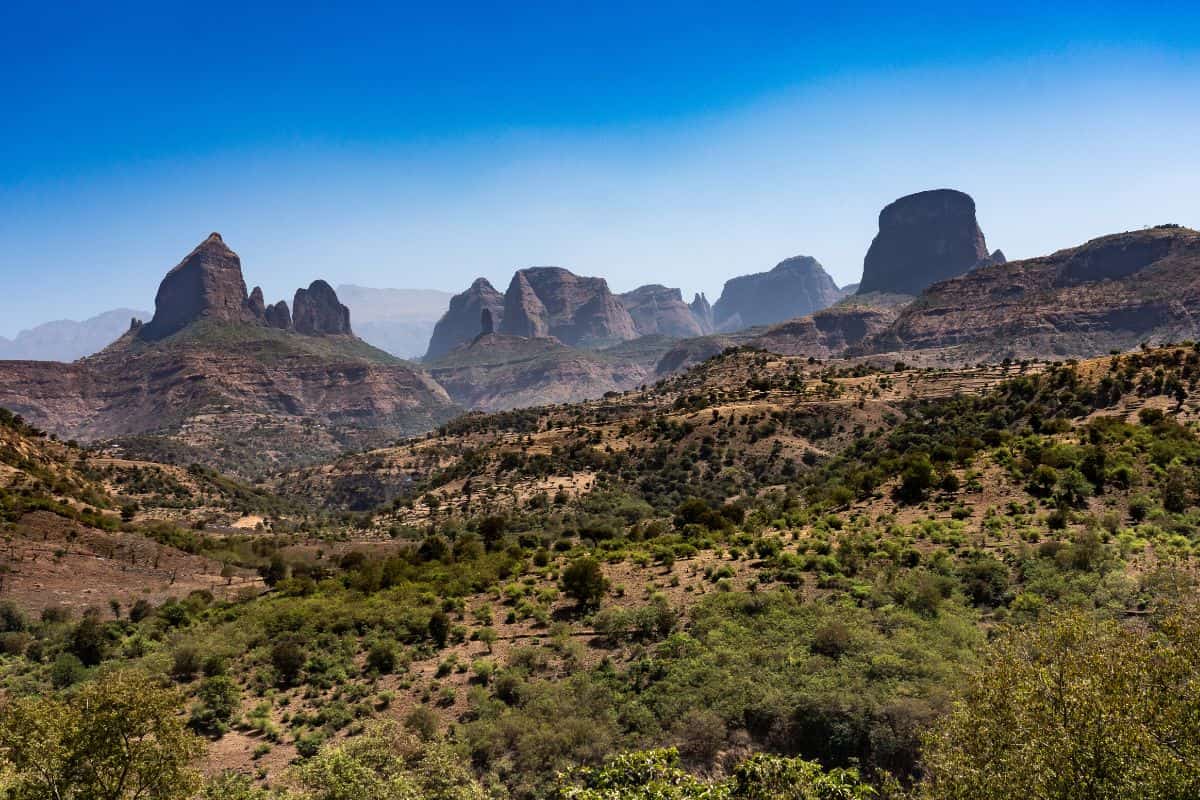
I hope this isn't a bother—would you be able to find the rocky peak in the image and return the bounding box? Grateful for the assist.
[619,285,707,338]
[293,281,352,336]
[425,278,506,360]
[140,232,257,340]
[857,189,996,296]
[264,301,292,330]
[498,267,638,348]
[247,286,267,318]
[712,255,842,331]
[689,293,714,332]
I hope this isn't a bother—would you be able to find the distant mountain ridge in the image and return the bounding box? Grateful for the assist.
[712,255,843,330]
[0,308,150,362]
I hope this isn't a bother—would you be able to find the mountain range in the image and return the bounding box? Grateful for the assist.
[1,189,1196,476]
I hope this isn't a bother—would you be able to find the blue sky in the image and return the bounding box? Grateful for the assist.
[2,1,1199,336]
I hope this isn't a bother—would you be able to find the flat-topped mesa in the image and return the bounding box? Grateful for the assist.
[498,267,637,348]
[425,278,506,360]
[619,284,707,338]
[712,255,842,330]
[857,189,1003,296]
[293,280,352,336]
[140,233,259,340]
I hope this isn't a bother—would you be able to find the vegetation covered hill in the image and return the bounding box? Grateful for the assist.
[3,343,1200,797]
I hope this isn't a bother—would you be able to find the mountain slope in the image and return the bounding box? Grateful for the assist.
[865,225,1200,362]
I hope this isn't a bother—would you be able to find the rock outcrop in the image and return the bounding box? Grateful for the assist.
[480,308,495,335]
[857,189,1001,296]
[424,278,505,360]
[862,225,1200,362]
[689,293,714,332]
[498,268,638,348]
[712,255,842,331]
[140,233,259,340]
[619,285,707,338]
[247,287,267,318]
[293,281,352,336]
[264,301,292,330]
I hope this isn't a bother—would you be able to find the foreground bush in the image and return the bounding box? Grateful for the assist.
[556,748,874,799]
[919,608,1200,800]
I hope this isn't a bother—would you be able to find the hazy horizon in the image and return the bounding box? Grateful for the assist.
[3,2,1199,338]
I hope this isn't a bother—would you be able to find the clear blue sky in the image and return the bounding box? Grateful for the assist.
[2,1,1199,336]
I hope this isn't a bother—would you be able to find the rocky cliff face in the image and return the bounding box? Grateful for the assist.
[140,233,259,340]
[425,278,505,360]
[856,189,1003,296]
[498,267,638,348]
[863,225,1200,362]
[712,255,842,331]
[619,285,707,338]
[293,280,352,336]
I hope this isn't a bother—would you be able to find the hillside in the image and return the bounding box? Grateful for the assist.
[866,225,1200,362]
[3,344,1199,797]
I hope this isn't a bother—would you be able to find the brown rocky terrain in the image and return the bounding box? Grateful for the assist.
[712,254,843,330]
[856,189,1003,296]
[863,225,1200,362]
[425,333,657,412]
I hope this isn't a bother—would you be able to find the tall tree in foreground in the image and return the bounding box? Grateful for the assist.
[919,608,1200,800]
[0,670,204,800]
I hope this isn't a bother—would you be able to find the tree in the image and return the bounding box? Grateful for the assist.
[286,720,484,800]
[561,557,609,609]
[0,670,204,800]
[555,748,873,800]
[919,609,1200,800]
[427,611,450,649]
[271,639,306,686]
[896,453,934,504]
[190,675,241,733]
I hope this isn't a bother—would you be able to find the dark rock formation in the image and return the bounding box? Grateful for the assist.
[293,281,352,336]
[619,285,706,338]
[480,308,495,336]
[712,255,842,331]
[425,278,505,360]
[265,301,292,330]
[140,233,258,340]
[498,267,638,348]
[857,189,997,296]
[247,286,267,319]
